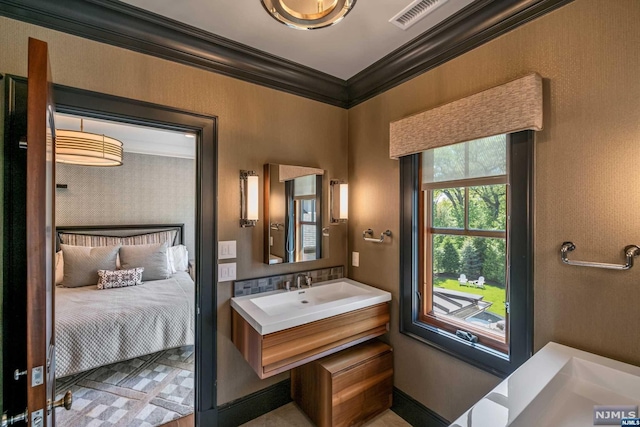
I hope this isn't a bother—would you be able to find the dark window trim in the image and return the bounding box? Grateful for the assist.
[50,81,219,424]
[399,131,534,377]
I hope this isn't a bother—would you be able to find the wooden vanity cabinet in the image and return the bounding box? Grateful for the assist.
[291,340,393,427]
[232,303,389,379]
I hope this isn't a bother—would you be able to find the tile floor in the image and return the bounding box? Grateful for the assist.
[240,402,410,427]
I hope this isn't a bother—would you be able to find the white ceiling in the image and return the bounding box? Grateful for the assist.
[55,113,196,159]
[120,0,475,80]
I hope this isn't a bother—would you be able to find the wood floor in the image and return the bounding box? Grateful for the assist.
[159,414,194,427]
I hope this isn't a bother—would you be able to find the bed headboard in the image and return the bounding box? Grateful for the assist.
[55,224,185,251]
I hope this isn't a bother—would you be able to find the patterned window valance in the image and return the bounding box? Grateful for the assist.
[389,73,543,159]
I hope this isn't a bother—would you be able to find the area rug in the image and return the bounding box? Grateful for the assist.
[55,345,194,427]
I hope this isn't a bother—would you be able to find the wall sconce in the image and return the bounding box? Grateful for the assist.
[240,170,259,227]
[330,179,348,224]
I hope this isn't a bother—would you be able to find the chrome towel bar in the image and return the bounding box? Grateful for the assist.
[560,241,640,270]
[363,229,391,243]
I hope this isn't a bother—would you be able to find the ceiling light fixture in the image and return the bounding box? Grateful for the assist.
[261,0,356,30]
[56,119,123,167]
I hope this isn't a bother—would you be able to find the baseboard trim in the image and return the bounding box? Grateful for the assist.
[217,379,292,427]
[391,387,450,427]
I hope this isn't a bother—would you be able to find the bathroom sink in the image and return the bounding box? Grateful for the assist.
[231,278,391,335]
[450,342,640,427]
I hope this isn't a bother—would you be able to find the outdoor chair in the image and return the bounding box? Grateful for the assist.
[458,274,468,286]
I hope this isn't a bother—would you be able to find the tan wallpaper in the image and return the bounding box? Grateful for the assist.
[347,0,640,421]
[0,17,349,405]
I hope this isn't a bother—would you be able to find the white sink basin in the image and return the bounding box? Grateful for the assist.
[230,278,391,334]
[450,342,640,427]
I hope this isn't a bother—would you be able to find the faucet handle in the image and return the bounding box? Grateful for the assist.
[305,276,312,287]
[285,280,291,291]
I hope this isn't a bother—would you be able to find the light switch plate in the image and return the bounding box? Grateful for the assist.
[218,262,237,282]
[218,241,237,260]
[352,251,359,267]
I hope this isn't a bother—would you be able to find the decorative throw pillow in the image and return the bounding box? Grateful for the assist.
[168,245,189,273]
[55,251,64,285]
[97,267,144,289]
[60,244,120,288]
[119,242,171,281]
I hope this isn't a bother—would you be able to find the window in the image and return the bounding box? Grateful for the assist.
[293,174,319,261]
[297,198,317,261]
[400,131,533,376]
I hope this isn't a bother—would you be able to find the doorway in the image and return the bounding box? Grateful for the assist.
[2,76,218,426]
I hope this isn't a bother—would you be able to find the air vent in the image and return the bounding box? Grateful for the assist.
[389,0,450,30]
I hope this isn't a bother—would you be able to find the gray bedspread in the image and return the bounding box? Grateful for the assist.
[55,272,195,378]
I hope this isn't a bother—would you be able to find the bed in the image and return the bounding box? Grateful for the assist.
[54,225,195,378]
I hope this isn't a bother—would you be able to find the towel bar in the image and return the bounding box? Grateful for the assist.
[560,241,640,270]
[363,229,391,243]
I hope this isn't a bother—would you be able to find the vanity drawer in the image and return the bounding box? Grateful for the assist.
[291,340,393,427]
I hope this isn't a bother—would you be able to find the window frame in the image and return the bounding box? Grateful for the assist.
[399,131,534,377]
[422,176,509,353]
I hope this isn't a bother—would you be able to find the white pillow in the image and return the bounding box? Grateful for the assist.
[55,251,64,285]
[168,245,189,273]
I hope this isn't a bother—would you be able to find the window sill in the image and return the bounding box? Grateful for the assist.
[400,318,511,378]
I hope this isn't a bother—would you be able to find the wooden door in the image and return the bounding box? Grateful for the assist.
[25,37,59,427]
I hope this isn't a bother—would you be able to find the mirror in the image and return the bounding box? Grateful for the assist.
[264,163,324,264]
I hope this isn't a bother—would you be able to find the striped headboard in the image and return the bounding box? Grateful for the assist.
[55,224,184,251]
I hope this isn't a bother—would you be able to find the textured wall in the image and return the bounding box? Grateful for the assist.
[0,18,349,405]
[56,152,196,256]
[347,0,640,421]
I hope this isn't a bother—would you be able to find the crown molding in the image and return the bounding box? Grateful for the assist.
[0,0,572,109]
[346,0,573,107]
[0,0,349,107]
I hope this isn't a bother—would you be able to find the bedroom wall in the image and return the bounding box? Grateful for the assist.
[56,152,197,256]
[0,18,348,405]
[347,0,640,421]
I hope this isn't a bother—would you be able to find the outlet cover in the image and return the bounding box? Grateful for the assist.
[352,251,359,267]
[218,262,237,282]
[218,241,237,260]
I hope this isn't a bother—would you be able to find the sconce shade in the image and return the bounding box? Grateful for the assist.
[330,179,348,223]
[338,183,348,220]
[246,175,259,221]
[240,170,259,227]
[56,129,123,166]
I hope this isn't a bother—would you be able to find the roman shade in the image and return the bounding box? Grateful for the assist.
[389,73,543,159]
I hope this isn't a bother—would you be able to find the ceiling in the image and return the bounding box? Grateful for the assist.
[120,0,475,79]
[55,113,196,159]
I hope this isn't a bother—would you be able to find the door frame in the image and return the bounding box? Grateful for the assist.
[4,76,219,425]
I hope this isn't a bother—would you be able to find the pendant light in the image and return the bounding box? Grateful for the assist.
[56,119,123,166]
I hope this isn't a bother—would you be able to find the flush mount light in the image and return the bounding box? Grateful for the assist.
[56,119,123,167]
[261,0,357,30]
[240,170,259,227]
[330,179,348,224]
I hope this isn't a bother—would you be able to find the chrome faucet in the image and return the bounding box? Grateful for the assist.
[295,273,312,289]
